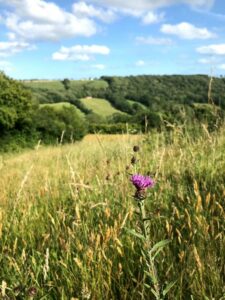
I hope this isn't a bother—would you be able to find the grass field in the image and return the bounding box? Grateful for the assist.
[23,79,108,91]
[0,127,224,299]
[80,97,124,117]
[40,102,85,118]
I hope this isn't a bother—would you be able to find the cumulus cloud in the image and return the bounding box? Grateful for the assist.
[92,64,106,69]
[87,0,215,12]
[1,0,97,41]
[136,60,145,66]
[161,22,215,39]
[197,44,225,55]
[142,11,164,24]
[72,1,116,23]
[0,0,215,44]
[0,41,33,57]
[136,36,173,45]
[52,45,110,61]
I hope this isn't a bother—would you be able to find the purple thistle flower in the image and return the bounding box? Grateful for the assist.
[131,174,155,191]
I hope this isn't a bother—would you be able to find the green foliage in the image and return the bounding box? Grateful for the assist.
[102,74,225,112]
[21,75,225,135]
[0,72,35,133]
[89,122,140,134]
[61,78,70,90]
[34,105,87,143]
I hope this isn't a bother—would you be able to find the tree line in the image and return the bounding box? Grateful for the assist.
[1,72,224,151]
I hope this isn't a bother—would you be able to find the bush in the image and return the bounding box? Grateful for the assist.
[34,105,87,144]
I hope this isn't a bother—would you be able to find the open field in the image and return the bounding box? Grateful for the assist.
[40,102,85,118]
[80,97,124,117]
[23,79,108,91]
[0,129,225,299]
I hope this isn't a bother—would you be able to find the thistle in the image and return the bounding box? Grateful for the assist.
[130,173,174,299]
[131,174,155,239]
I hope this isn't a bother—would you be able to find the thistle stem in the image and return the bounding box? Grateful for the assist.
[138,199,148,241]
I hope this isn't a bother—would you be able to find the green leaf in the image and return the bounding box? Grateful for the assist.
[144,283,151,289]
[125,228,146,240]
[162,280,177,296]
[151,288,160,299]
[150,239,170,255]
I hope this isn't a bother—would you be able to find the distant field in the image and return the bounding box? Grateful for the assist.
[23,79,108,91]
[40,102,84,118]
[80,97,124,117]
[23,80,64,90]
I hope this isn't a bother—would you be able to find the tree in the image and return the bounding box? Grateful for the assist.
[61,78,70,90]
[0,71,35,133]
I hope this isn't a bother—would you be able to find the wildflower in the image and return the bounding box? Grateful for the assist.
[131,174,155,191]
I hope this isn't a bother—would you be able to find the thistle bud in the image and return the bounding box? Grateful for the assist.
[133,145,140,152]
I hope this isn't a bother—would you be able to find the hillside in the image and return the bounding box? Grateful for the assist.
[24,75,225,113]
[40,102,85,118]
[80,97,124,117]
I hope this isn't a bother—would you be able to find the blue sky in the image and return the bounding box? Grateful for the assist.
[1,0,225,79]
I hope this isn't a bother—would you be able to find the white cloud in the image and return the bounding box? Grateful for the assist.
[161,22,215,39]
[85,0,214,24]
[92,64,106,69]
[0,41,33,57]
[1,0,97,41]
[218,64,225,70]
[52,45,110,61]
[197,44,225,55]
[136,36,173,45]
[136,60,145,66]
[198,57,218,64]
[72,2,116,23]
[87,0,215,12]
[142,11,164,24]
[0,0,215,44]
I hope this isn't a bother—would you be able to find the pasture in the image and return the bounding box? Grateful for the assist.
[80,98,124,117]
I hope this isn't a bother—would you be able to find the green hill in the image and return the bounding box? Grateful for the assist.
[24,79,108,92]
[80,97,124,117]
[40,102,85,118]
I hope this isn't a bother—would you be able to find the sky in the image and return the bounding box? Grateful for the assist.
[1,0,225,79]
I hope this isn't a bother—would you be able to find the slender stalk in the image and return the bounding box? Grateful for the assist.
[137,197,161,300]
[138,200,148,240]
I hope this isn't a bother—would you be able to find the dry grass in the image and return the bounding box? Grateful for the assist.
[0,128,224,299]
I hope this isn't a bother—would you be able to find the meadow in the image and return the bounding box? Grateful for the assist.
[40,102,85,118]
[80,98,124,117]
[0,127,224,299]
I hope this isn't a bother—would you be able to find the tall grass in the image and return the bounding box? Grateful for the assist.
[0,128,224,299]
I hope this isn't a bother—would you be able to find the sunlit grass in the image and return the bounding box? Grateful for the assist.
[80,97,125,117]
[40,102,85,118]
[0,128,224,299]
